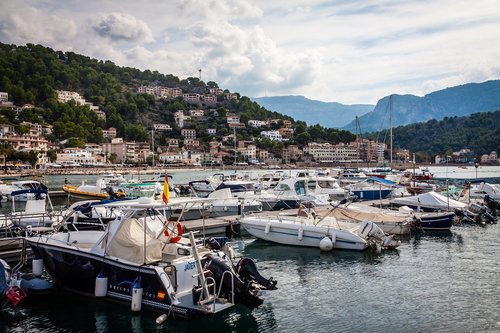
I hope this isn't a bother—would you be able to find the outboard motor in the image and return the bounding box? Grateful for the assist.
[236,257,277,291]
[484,195,499,220]
[203,254,276,310]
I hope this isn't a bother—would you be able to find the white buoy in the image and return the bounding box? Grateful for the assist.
[319,237,334,251]
[94,271,108,297]
[131,281,143,312]
[298,227,304,241]
[32,257,44,277]
[264,222,271,234]
[156,314,168,325]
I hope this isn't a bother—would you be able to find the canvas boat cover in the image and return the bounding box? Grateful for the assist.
[329,206,411,223]
[390,191,467,210]
[107,218,162,264]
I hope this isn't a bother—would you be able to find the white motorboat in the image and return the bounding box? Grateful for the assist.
[1,189,56,229]
[265,177,331,208]
[390,191,467,212]
[206,188,262,217]
[0,180,48,201]
[240,205,400,251]
[463,181,500,200]
[303,175,349,201]
[26,197,277,318]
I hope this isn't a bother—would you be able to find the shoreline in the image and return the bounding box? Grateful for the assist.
[1,163,498,179]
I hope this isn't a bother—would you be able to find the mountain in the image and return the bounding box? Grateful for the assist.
[251,95,373,128]
[342,80,500,132]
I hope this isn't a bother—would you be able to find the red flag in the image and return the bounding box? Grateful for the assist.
[162,174,170,204]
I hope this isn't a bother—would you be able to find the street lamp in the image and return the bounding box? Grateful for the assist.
[474,161,479,179]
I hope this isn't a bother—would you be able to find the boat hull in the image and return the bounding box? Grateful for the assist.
[63,185,109,200]
[27,241,196,318]
[415,212,455,231]
[350,189,393,200]
[241,218,368,251]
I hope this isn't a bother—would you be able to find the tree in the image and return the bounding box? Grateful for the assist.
[0,142,13,172]
[108,153,118,164]
[47,149,57,163]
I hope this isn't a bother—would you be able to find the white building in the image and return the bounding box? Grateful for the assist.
[103,127,117,139]
[153,124,172,131]
[174,111,185,128]
[182,93,201,103]
[304,142,359,163]
[248,120,268,128]
[260,130,283,141]
[0,92,9,102]
[57,148,96,165]
[57,90,86,105]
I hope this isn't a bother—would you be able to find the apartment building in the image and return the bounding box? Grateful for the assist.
[304,142,359,163]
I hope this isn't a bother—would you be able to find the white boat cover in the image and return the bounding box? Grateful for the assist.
[107,218,162,264]
[328,206,411,223]
[390,191,467,210]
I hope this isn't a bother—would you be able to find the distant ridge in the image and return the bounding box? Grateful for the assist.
[251,95,373,128]
[342,80,500,132]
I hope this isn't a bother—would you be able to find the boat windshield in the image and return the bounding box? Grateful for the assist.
[274,183,291,191]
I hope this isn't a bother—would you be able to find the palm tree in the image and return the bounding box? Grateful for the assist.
[0,141,13,173]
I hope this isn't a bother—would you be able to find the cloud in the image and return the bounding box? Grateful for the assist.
[1,0,500,105]
[93,12,154,43]
[0,2,77,46]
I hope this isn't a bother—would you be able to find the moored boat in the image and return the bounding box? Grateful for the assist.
[26,197,277,318]
[240,204,400,251]
[63,178,125,200]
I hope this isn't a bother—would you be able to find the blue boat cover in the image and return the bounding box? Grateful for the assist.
[367,177,397,186]
[10,188,48,196]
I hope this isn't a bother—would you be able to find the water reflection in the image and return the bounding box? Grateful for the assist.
[242,239,396,266]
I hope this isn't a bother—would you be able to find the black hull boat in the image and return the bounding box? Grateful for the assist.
[413,211,456,231]
[26,198,277,319]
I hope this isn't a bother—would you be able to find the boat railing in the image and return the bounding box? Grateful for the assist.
[197,271,235,313]
[8,211,56,228]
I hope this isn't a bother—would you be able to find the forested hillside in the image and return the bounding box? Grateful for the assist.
[0,42,355,151]
[365,111,500,158]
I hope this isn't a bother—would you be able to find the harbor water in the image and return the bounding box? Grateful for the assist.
[1,166,499,332]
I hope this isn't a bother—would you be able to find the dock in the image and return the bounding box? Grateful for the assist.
[179,215,242,237]
[49,190,67,198]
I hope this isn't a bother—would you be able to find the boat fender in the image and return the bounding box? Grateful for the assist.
[319,237,333,251]
[298,227,304,241]
[19,274,53,294]
[330,232,336,244]
[164,223,183,243]
[156,313,168,325]
[5,286,27,305]
[131,280,143,312]
[94,271,108,297]
[265,222,271,234]
[32,257,44,277]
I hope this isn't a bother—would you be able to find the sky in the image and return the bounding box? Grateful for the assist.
[1,0,500,105]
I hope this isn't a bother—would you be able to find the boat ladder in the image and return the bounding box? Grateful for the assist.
[188,232,235,313]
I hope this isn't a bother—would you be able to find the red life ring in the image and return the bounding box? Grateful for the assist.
[164,223,183,243]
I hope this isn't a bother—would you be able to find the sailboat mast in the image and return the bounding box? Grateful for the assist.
[389,95,393,165]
